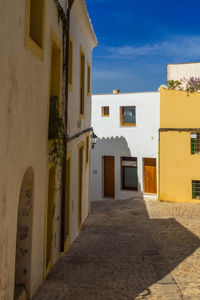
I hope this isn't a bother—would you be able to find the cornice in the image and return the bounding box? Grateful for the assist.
[78,0,98,48]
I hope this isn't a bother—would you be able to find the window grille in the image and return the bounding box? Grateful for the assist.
[121,157,138,190]
[192,180,200,200]
[191,133,200,154]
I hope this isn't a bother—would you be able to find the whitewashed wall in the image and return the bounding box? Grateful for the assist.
[167,63,200,81]
[90,92,160,201]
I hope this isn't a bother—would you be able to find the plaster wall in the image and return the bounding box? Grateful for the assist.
[0,0,64,299]
[53,1,95,261]
[159,88,200,203]
[160,88,200,128]
[167,63,200,81]
[90,92,160,201]
[67,2,93,137]
[160,131,200,203]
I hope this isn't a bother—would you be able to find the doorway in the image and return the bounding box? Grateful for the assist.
[46,166,56,273]
[78,144,84,230]
[103,156,115,198]
[14,167,34,300]
[143,158,157,194]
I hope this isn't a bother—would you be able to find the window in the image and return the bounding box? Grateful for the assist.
[85,134,90,168]
[48,32,61,140]
[87,63,91,95]
[121,106,136,126]
[192,181,200,200]
[102,106,109,117]
[121,157,138,190]
[191,133,200,154]
[68,36,73,89]
[80,47,85,118]
[29,0,45,48]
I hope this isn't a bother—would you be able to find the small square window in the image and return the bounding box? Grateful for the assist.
[102,106,109,117]
[121,157,138,190]
[191,132,200,154]
[192,181,200,199]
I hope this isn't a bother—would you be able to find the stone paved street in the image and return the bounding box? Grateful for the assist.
[33,198,200,300]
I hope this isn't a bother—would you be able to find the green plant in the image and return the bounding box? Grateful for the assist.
[167,80,182,90]
[48,96,67,167]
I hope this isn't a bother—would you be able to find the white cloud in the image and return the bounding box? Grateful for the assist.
[98,36,200,60]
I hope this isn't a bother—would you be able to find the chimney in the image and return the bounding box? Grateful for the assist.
[113,89,120,95]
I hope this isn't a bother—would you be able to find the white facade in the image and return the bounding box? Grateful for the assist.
[90,92,160,201]
[167,62,200,81]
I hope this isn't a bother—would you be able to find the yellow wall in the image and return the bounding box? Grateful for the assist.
[160,88,200,128]
[159,88,200,203]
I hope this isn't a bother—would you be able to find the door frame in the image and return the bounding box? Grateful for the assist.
[44,164,57,278]
[78,141,84,231]
[143,157,157,194]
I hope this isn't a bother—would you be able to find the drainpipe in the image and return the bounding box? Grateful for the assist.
[60,0,75,252]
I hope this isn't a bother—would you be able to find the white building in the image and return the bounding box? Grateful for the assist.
[90,90,160,201]
[167,62,200,82]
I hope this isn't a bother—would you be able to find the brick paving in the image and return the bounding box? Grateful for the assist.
[33,198,200,300]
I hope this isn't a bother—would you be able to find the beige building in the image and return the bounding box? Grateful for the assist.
[0,1,97,299]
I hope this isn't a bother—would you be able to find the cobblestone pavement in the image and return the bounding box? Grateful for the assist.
[33,198,200,300]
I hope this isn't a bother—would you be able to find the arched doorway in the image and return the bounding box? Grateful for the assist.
[14,167,34,300]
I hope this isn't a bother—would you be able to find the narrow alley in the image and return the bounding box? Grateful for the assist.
[33,198,200,300]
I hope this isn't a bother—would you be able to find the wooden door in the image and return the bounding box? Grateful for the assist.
[143,158,157,194]
[46,166,56,271]
[104,156,115,197]
[78,145,83,229]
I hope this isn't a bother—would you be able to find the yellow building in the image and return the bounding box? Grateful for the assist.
[159,87,200,203]
[0,0,96,299]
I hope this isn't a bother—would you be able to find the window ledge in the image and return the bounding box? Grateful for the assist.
[25,35,44,60]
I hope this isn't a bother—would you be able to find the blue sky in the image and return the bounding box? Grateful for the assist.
[86,0,200,94]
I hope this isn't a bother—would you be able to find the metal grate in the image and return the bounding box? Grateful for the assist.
[121,157,138,191]
[191,133,200,154]
[192,181,200,199]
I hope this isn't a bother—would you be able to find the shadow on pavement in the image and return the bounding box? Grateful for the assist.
[33,198,200,300]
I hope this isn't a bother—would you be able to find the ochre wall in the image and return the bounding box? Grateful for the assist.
[160,131,200,202]
[160,88,200,128]
[0,0,63,299]
[159,88,200,203]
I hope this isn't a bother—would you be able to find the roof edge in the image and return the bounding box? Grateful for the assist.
[79,0,98,47]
